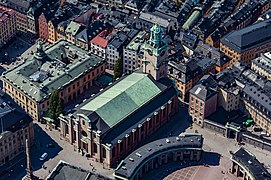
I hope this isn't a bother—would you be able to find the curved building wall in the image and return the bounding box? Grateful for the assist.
[114,134,203,180]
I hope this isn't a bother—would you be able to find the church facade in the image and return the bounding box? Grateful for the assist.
[59,24,179,167]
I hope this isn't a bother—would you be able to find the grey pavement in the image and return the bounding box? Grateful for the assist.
[1,122,114,180]
[184,125,271,172]
[1,102,270,180]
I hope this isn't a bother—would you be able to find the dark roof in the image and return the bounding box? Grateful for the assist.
[232,148,271,180]
[168,55,215,83]
[47,160,110,180]
[243,84,271,114]
[220,19,271,53]
[0,90,32,134]
[223,1,261,30]
[189,75,217,101]
[108,31,128,49]
[6,0,31,13]
[216,55,231,66]
[115,135,203,179]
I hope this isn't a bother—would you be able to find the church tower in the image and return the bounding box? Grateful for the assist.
[143,24,168,80]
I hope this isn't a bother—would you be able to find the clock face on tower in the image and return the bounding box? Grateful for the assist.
[147,49,153,56]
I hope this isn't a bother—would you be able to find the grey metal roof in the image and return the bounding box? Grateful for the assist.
[243,84,271,114]
[189,75,217,101]
[115,134,203,179]
[168,55,215,83]
[7,0,31,12]
[3,40,104,102]
[232,148,271,180]
[0,90,32,134]
[108,31,128,49]
[46,160,110,180]
[252,52,271,73]
[220,19,271,53]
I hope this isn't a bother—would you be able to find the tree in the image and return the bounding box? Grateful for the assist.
[114,58,123,80]
[55,98,63,125]
[49,90,63,125]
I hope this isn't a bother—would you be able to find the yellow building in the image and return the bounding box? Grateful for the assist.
[168,56,215,101]
[2,40,106,121]
[48,20,57,43]
[220,19,271,66]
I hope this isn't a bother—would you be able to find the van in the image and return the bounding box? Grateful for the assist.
[39,153,48,161]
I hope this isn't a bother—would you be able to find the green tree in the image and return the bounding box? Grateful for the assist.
[49,90,63,125]
[55,98,63,125]
[114,58,123,80]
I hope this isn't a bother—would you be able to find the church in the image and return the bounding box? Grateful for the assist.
[59,24,179,167]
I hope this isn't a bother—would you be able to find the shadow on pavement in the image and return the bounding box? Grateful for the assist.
[0,33,36,65]
[140,105,192,145]
[142,151,221,180]
[1,124,63,180]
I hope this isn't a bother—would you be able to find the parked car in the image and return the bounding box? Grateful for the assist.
[39,153,48,161]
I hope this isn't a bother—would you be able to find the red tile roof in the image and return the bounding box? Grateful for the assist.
[0,7,15,25]
[90,30,112,48]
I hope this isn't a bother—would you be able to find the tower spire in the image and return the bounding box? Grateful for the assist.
[35,41,46,60]
[143,24,168,80]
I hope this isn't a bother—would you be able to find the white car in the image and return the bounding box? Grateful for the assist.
[39,153,48,161]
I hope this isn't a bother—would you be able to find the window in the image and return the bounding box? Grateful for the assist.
[102,147,106,158]
[93,143,97,153]
[112,147,115,157]
[128,136,131,145]
[120,141,124,152]
[149,120,152,129]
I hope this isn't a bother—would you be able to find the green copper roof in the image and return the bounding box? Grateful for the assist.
[182,8,202,30]
[65,21,82,36]
[81,73,166,128]
[3,40,104,102]
[144,24,168,56]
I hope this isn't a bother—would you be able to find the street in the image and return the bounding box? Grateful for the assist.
[1,104,270,180]
[1,122,114,180]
